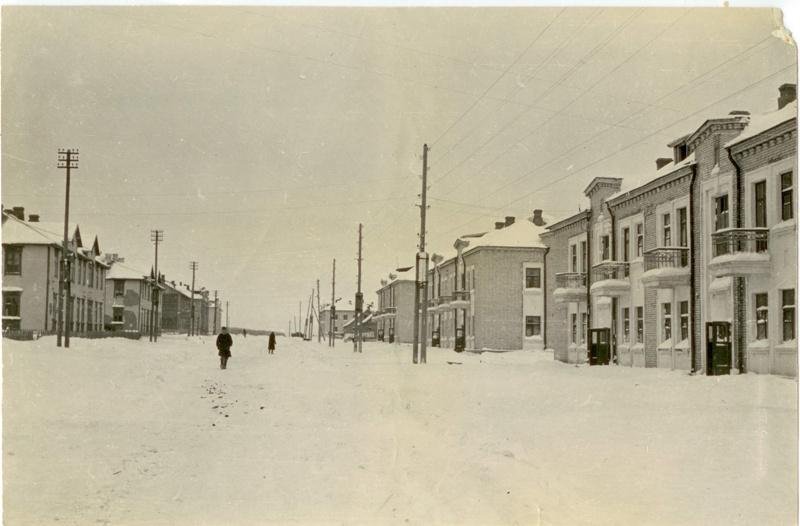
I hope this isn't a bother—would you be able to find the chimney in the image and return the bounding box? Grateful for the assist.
[656,158,672,170]
[11,207,24,220]
[778,83,797,109]
[531,209,546,226]
[494,221,505,230]
[28,214,39,222]
[504,216,515,227]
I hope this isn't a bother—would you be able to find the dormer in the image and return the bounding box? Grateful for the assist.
[584,177,623,213]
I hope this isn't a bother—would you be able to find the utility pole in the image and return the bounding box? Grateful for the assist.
[213,290,218,334]
[189,261,198,336]
[56,148,78,348]
[413,144,429,364]
[226,300,229,327]
[317,279,322,343]
[150,230,163,343]
[330,258,336,347]
[354,223,363,353]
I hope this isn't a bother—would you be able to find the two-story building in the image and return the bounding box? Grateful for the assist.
[427,212,549,352]
[2,208,108,334]
[374,268,416,343]
[319,307,355,339]
[104,258,161,334]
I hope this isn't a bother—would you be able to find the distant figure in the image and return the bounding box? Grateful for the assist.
[216,327,233,369]
[243,329,247,338]
[268,332,276,355]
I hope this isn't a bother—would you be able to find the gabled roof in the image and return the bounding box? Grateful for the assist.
[2,213,61,245]
[726,100,797,149]
[606,152,696,206]
[106,261,149,281]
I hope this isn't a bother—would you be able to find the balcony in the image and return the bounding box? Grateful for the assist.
[708,228,770,277]
[436,295,452,311]
[553,272,587,304]
[590,261,630,297]
[449,290,470,309]
[641,247,690,288]
[383,306,397,317]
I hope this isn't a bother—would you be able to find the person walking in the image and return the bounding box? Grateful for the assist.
[268,332,276,355]
[216,326,233,369]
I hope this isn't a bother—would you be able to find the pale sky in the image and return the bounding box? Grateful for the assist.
[2,6,796,330]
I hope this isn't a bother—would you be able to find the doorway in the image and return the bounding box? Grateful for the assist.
[706,322,732,375]
[589,328,611,365]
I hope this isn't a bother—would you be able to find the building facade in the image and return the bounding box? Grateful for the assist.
[104,260,161,334]
[319,307,356,339]
[2,209,108,334]
[374,271,416,343]
[426,214,548,352]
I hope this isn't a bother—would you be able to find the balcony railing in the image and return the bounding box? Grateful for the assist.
[591,261,630,282]
[384,306,397,315]
[711,228,769,257]
[451,290,470,302]
[644,247,689,271]
[436,295,452,309]
[555,272,586,289]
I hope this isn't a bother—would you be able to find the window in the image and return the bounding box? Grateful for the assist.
[581,313,588,344]
[571,314,577,344]
[662,213,672,246]
[662,303,672,341]
[343,314,348,320]
[113,306,124,323]
[782,289,795,342]
[714,195,729,231]
[580,241,587,272]
[635,224,643,257]
[781,171,793,221]
[525,267,541,288]
[636,307,644,343]
[570,245,578,273]
[114,280,125,297]
[622,307,630,343]
[680,301,689,341]
[755,293,768,340]
[678,207,688,265]
[601,235,610,261]
[622,228,630,262]
[4,246,21,275]
[526,316,541,337]
[3,292,20,317]
[754,181,767,228]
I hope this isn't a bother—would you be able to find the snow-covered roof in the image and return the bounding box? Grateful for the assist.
[106,262,149,281]
[462,219,547,256]
[726,100,797,148]
[2,214,61,245]
[607,152,696,205]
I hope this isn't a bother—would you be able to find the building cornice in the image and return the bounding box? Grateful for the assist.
[729,122,796,161]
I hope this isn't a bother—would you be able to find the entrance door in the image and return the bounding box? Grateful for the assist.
[589,328,611,365]
[706,322,731,375]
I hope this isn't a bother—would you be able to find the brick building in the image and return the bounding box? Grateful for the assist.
[2,209,108,334]
[543,84,797,377]
[104,259,161,334]
[426,213,548,351]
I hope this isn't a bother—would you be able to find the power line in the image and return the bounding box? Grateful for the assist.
[424,32,779,231]
[430,7,566,148]
[436,62,795,238]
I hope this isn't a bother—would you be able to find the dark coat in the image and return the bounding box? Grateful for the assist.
[268,333,276,350]
[216,332,233,357]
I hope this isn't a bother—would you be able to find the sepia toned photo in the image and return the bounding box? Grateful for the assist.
[1,4,798,525]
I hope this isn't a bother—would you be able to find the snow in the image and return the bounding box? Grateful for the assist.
[1,214,61,245]
[106,262,149,281]
[710,252,770,264]
[771,218,797,236]
[709,276,733,294]
[608,152,696,204]
[3,335,796,525]
[726,100,797,148]
[463,219,547,252]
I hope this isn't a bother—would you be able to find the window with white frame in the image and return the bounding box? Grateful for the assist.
[781,171,793,221]
[622,307,630,343]
[636,307,644,343]
[580,241,587,272]
[755,293,768,340]
[635,224,643,257]
[600,235,610,261]
[662,303,672,341]
[525,267,541,288]
[570,244,578,273]
[782,289,795,342]
[571,314,577,344]
[680,301,689,341]
[662,213,672,246]
[714,194,729,231]
[754,181,767,228]
[622,228,630,263]
[526,316,541,337]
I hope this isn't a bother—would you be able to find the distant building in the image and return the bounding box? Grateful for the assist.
[342,309,377,341]
[104,259,162,334]
[319,307,355,338]
[374,269,416,343]
[2,208,109,334]
[160,281,194,333]
[426,213,549,351]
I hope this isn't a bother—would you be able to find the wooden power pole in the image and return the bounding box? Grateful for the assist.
[317,279,322,343]
[354,223,363,353]
[56,148,78,348]
[413,144,429,364]
[189,261,198,336]
[330,258,336,347]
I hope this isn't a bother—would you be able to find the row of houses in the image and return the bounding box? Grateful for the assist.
[372,84,797,377]
[2,210,223,337]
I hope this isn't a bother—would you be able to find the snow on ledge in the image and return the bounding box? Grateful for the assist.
[710,252,770,264]
[747,339,770,350]
[709,277,733,294]
[771,219,796,236]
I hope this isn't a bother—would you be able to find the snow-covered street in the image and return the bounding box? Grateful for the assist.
[3,335,797,525]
